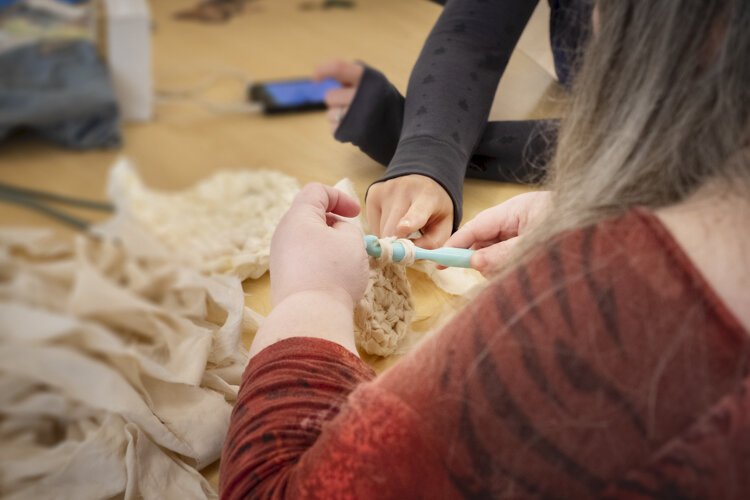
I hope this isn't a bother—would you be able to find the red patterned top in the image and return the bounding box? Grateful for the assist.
[220,209,750,499]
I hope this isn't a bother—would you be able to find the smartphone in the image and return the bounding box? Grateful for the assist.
[248,77,342,114]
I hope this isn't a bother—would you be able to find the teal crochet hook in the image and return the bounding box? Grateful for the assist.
[363,235,475,268]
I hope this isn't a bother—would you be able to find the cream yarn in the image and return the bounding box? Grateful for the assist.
[373,237,417,266]
[104,159,299,280]
[353,237,416,357]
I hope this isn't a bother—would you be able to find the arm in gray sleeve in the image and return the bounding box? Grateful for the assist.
[467,119,557,184]
[373,0,540,230]
[336,65,556,186]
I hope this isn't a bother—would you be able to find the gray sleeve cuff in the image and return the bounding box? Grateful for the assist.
[334,65,404,166]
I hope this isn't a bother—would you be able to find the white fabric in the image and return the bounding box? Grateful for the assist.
[0,228,253,499]
[412,260,486,296]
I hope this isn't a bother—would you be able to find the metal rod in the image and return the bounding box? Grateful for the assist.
[0,192,91,230]
[0,183,113,212]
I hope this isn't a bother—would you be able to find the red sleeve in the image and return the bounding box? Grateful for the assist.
[219,338,375,498]
[220,211,749,499]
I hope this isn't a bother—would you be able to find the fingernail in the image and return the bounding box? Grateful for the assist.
[399,219,411,228]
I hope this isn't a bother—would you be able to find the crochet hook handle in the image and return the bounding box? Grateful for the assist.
[363,235,475,269]
[419,246,475,268]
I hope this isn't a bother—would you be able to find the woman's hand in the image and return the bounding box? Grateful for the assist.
[444,191,551,275]
[367,174,454,249]
[271,183,369,308]
[251,183,369,358]
[313,59,364,133]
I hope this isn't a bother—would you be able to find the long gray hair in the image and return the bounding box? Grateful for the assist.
[530,0,750,246]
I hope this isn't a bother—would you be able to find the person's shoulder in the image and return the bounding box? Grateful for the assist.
[518,207,669,281]
[480,208,695,331]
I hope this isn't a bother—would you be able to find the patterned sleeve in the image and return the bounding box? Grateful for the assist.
[220,340,472,498]
[219,338,376,498]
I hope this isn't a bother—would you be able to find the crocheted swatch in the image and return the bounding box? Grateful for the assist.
[354,239,416,357]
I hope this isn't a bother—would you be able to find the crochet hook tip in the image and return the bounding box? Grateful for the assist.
[363,235,381,258]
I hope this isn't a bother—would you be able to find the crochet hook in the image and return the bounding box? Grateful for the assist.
[363,235,474,268]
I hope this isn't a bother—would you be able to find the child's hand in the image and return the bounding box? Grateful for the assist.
[366,174,454,249]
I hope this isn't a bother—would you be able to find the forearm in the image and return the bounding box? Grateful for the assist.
[338,69,557,184]
[467,119,558,184]
[250,289,358,358]
[383,0,541,226]
[399,0,540,147]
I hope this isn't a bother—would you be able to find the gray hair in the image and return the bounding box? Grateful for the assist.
[528,0,750,248]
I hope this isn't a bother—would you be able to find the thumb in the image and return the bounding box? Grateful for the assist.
[471,238,522,275]
[396,204,432,238]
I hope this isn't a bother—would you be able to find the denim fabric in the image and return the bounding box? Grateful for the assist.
[0,40,121,149]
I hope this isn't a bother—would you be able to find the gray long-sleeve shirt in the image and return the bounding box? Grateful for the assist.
[335,0,591,229]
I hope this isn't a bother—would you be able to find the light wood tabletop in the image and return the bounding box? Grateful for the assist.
[0,0,563,486]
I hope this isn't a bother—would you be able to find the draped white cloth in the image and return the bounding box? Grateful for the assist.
[0,228,255,499]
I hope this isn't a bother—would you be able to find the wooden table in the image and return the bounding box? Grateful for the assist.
[0,0,562,488]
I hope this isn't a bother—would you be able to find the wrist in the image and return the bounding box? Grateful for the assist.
[251,288,358,359]
[274,285,356,310]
